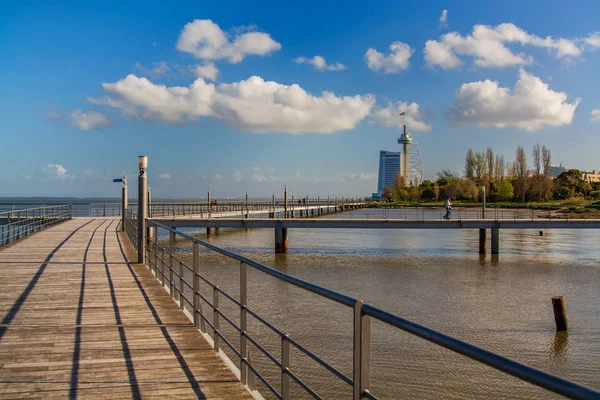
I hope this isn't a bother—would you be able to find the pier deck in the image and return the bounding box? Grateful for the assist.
[0,218,252,399]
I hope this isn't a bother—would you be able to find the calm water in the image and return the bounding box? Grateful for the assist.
[159,209,600,399]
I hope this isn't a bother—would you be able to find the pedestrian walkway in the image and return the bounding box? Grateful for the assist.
[0,218,252,399]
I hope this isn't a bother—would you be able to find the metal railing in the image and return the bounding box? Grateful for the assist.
[88,202,122,217]
[0,205,72,247]
[124,209,138,250]
[138,218,599,400]
[125,200,366,219]
[326,207,560,221]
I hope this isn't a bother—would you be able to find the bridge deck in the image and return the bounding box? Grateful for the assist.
[0,218,252,399]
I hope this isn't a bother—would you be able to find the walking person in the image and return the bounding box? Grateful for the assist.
[443,197,452,219]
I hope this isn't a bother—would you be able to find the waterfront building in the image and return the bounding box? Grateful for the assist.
[377,150,400,197]
[581,170,600,183]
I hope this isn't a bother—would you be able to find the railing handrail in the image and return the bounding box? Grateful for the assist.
[0,204,72,248]
[144,218,600,400]
[0,204,71,217]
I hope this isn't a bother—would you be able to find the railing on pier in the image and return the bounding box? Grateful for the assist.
[0,205,71,247]
[88,202,122,217]
[125,200,365,218]
[132,218,599,400]
[124,209,138,250]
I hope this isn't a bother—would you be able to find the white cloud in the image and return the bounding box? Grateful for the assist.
[134,61,170,78]
[364,41,413,73]
[90,74,375,134]
[372,102,432,132]
[591,110,600,122]
[585,32,600,49]
[41,164,70,179]
[213,173,223,181]
[252,173,267,182]
[176,19,281,63]
[446,69,580,131]
[439,10,448,27]
[159,172,172,179]
[69,110,112,130]
[350,173,376,181]
[294,56,346,71]
[425,23,582,69]
[193,62,219,81]
[233,169,242,181]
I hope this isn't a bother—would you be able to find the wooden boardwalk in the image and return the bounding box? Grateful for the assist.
[0,218,253,399]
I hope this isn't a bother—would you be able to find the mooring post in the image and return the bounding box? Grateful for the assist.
[479,229,486,254]
[552,296,568,332]
[121,178,127,231]
[482,185,486,219]
[137,156,147,264]
[491,227,499,254]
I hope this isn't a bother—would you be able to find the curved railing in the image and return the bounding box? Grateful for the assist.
[136,218,599,400]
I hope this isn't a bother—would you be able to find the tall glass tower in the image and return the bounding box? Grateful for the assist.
[377,150,400,197]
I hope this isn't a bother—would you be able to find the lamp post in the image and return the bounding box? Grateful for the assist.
[137,156,147,264]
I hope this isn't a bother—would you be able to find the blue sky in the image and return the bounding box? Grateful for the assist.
[1,0,599,198]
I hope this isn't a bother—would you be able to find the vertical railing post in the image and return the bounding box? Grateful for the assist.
[282,334,290,400]
[169,230,175,297]
[122,179,128,231]
[213,285,220,352]
[284,186,288,218]
[240,262,248,385]
[193,242,200,328]
[137,156,148,264]
[179,242,185,310]
[353,300,371,400]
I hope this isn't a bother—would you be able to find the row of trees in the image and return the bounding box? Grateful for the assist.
[381,144,597,203]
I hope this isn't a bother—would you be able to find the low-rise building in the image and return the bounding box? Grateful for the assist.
[581,170,600,183]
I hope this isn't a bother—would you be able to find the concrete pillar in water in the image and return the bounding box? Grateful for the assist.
[137,156,147,264]
[275,227,288,253]
[491,228,499,254]
[479,229,486,255]
[207,227,213,236]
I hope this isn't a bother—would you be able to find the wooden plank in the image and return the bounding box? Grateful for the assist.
[0,218,252,399]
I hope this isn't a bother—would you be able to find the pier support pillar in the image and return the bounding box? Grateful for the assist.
[137,156,148,264]
[479,228,486,255]
[207,227,213,236]
[491,228,499,255]
[275,227,288,253]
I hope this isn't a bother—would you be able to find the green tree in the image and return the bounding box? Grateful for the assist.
[496,178,514,201]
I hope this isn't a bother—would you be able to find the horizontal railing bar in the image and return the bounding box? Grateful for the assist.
[148,220,356,307]
[286,336,353,386]
[216,309,242,334]
[216,286,241,307]
[362,304,600,400]
[287,369,323,400]
[216,330,241,359]
[245,332,282,369]
[245,307,285,337]
[244,357,282,399]
[363,390,377,400]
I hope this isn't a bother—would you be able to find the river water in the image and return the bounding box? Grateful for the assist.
[158,208,600,399]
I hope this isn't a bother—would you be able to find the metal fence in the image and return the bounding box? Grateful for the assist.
[88,202,122,217]
[0,205,71,247]
[137,218,599,400]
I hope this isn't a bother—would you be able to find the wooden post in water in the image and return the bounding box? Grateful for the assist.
[552,296,568,332]
[275,226,288,253]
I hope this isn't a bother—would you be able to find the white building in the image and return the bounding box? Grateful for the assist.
[377,150,400,197]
